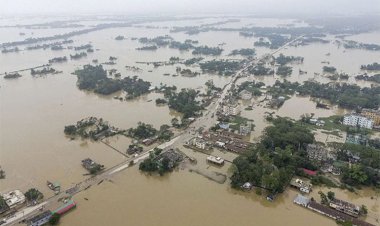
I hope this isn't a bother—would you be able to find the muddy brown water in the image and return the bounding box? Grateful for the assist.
[1,16,380,226]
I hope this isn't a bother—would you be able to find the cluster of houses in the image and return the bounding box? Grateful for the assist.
[239,90,252,100]
[343,109,380,130]
[293,194,373,226]
[218,121,252,137]
[266,95,286,109]
[345,133,368,145]
[157,149,184,169]
[81,158,104,174]
[290,178,313,193]
[309,118,326,127]
[189,131,252,154]
[73,117,121,140]
[306,144,341,175]
[306,144,329,163]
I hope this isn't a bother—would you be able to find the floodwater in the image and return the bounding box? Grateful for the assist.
[61,167,336,226]
[1,16,380,226]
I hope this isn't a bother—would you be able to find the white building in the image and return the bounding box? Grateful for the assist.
[207,156,224,165]
[192,137,207,150]
[239,121,252,136]
[222,103,240,116]
[2,190,26,208]
[343,114,373,129]
[239,90,252,100]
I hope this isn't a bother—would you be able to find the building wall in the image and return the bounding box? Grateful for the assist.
[362,109,380,126]
[343,115,373,129]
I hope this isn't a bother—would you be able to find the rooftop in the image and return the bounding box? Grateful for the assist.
[293,194,310,206]
[2,190,26,208]
[29,210,52,223]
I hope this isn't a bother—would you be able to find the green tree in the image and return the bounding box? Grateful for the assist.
[318,191,329,205]
[24,188,43,202]
[360,205,368,215]
[49,213,61,225]
[171,118,180,128]
[342,164,368,185]
[327,191,335,200]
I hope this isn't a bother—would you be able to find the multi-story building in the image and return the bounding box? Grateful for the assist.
[239,90,252,100]
[343,114,373,129]
[361,108,380,126]
[306,144,328,163]
[239,121,252,136]
[222,103,240,116]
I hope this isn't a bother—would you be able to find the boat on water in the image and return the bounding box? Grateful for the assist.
[47,181,61,194]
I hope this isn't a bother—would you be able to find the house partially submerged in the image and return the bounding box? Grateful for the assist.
[81,158,103,173]
[293,194,310,207]
[294,195,374,226]
[239,90,252,100]
[191,137,209,150]
[207,155,224,165]
[158,149,184,169]
[290,178,312,193]
[201,131,251,154]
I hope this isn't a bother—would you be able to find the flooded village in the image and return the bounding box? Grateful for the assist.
[0,10,380,226]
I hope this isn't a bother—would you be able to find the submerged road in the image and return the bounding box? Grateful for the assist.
[2,35,304,226]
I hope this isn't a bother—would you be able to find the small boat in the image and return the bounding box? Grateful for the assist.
[47,181,61,193]
[47,181,54,190]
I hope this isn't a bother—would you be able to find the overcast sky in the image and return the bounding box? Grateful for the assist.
[1,0,380,16]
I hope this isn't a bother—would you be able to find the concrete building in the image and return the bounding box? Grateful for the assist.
[219,122,229,130]
[239,90,252,100]
[2,190,26,208]
[290,178,312,194]
[239,121,252,136]
[361,108,380,126]
[343,114,373,129]
[207,156,224,165]
[293,194,310,207]
[222,103,240,116]
[306,144,328,163]
[329,198,360,217]
[192,137,207,150]
[345,134,368,145]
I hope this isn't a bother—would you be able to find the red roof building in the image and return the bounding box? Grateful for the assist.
[302,168,317,176]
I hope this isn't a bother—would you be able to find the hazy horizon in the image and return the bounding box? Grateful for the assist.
[1,0,380,17]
